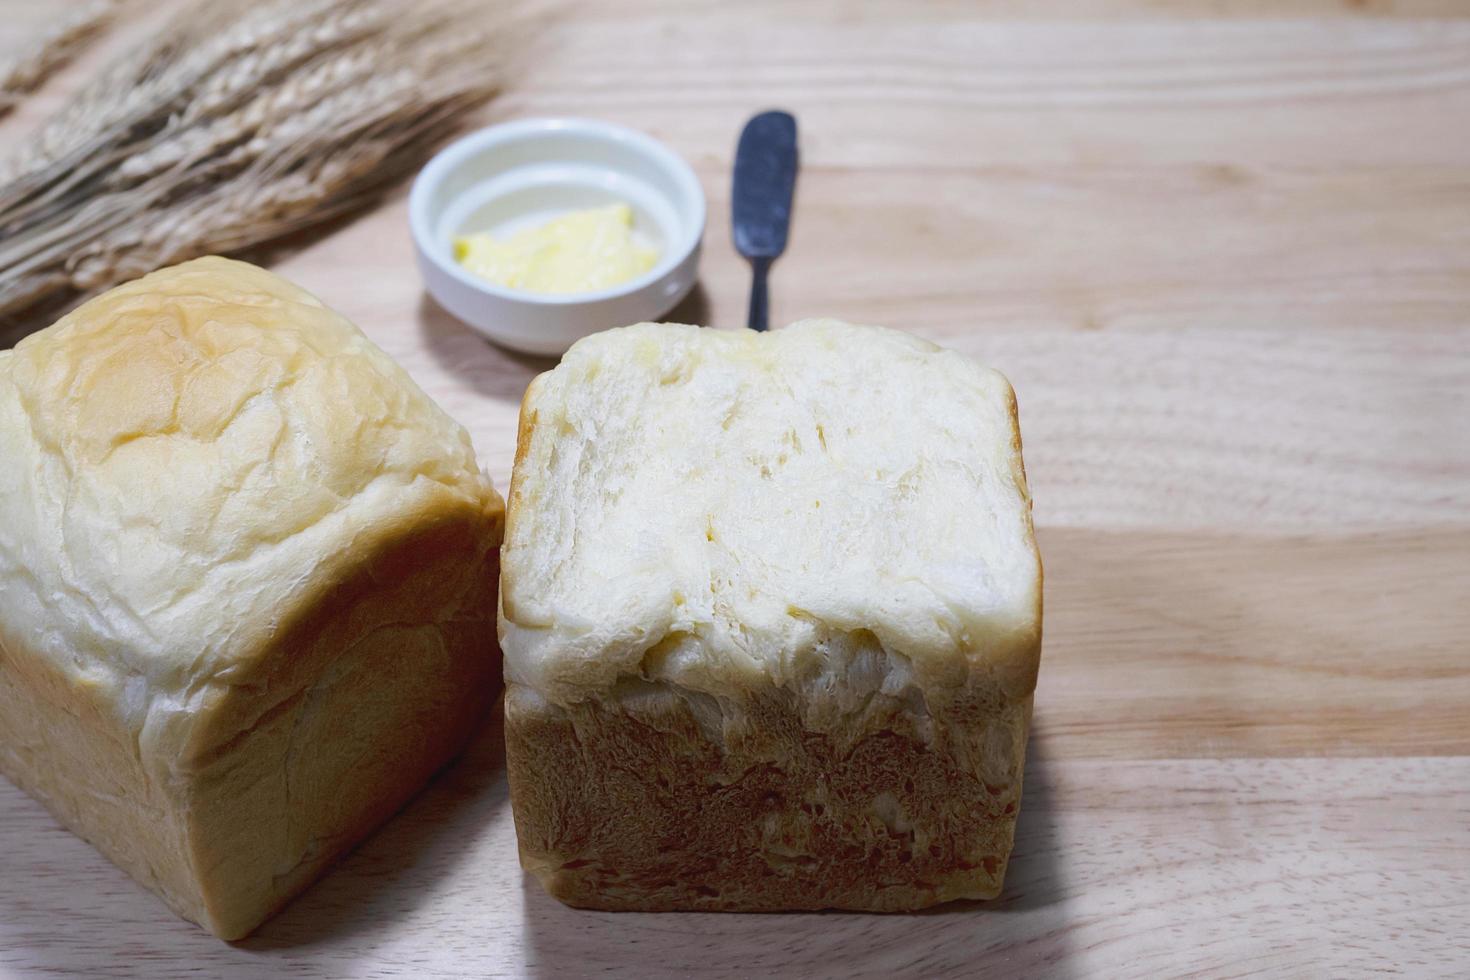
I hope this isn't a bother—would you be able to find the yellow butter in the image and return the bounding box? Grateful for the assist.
[453,203,659,295]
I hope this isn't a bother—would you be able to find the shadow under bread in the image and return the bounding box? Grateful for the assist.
[416,281,715,409]
[418,291,557,403]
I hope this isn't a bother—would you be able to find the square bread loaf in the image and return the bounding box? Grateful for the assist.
[500,319,1042,911]
[0,258,505,939]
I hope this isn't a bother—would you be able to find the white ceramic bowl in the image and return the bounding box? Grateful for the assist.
[409,118,706,356]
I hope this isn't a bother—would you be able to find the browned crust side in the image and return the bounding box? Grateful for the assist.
[499,371,546,624]
[505,679,1032,912]
[0,632,200,925]
[185,496,503,939]
[0,493,503,941]
[995,369,1045,651]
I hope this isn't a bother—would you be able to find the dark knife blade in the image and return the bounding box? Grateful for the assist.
[732,110,798,331]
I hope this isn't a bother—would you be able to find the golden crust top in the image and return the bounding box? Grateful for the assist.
[0,257,503,716]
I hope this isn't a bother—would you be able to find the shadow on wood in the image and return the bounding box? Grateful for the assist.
[663,282,711,327]
[417,291,556,404]
[415,281,715,410]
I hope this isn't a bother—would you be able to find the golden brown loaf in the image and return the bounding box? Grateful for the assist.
[500,319,1042,911]
[0,257,505,939]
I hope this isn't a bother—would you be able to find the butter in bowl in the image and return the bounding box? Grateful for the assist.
[409,118,706,356]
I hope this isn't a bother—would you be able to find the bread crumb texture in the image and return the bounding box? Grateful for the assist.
[501,319,1041,707]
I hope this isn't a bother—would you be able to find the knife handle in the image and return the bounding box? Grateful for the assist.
[747,257,771,332]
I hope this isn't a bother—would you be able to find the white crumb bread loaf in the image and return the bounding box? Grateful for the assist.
[501,319,1042,911]
[0,257,504,939]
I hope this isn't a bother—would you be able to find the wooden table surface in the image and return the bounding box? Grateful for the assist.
[3,2,1469,977]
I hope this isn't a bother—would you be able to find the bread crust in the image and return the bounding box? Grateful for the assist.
[0,503,501,938]
[187,494,502,938]
[0,258,506,939]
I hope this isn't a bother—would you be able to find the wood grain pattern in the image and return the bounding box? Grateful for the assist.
[2,0,1468,976]
[5,715,1467,977]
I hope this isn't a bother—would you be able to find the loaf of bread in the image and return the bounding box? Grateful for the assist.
[500,319,1042,911]
[0,257,505,939]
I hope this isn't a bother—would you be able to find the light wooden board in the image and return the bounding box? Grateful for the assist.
[2,1,1469,977]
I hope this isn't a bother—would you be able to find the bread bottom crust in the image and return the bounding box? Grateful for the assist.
[505,679,1030,911]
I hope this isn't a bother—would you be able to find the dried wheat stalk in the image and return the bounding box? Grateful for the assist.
[0,0,520,324]
[0,1,123,117]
